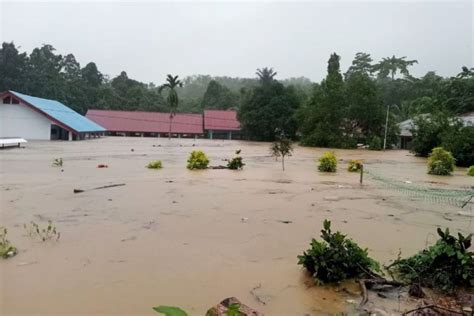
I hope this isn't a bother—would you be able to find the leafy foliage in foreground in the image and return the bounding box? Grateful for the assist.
[389,228,473,293]
[348,159,363,172]
[427,147,455,175]
[147,160,163,169]
[152,303,244,316]
[187,150,209,170]
[297,220,380,284]
[0,227,17,259]
[318,152,337,172]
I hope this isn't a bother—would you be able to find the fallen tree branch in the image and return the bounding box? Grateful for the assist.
[402,304,464,315]
[73,183,126,194]
[250,284,266,305]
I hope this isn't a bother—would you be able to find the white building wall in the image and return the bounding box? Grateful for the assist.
[0,101,52,140]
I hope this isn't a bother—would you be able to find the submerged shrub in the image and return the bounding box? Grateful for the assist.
[0,227,17,259]
[52,158,63,167]
[368,136,382,151]
[468,166,474,176]
[187,150,209,170]
[318,152,337,172]
[348,159,363,172]
[297,220,380,284]
[389,228,473,293]
[147,160,163,169]
[227,157,244,170]
[24,221,60,242]
[427,147,455,175]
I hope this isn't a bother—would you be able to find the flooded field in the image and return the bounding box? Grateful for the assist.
[0,137,472,315]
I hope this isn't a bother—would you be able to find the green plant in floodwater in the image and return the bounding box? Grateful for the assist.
[270,129,293,171]
[318,152,337,172]
[297,219,380,284]
[347,159,363,172]
[147,160,163,169]
[427,147,455,176]
[52,158,63,167]
[0,227,17,258]
[153,303,244,316]
[388,227,473,293]
[468,166,474,176]
[187,150,209,170]
[226,150,245,170]
[24,220,60,242]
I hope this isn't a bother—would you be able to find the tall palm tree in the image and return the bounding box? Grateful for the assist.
[373,56,418,80]
[256,67,277,84]
[159,74,183,139]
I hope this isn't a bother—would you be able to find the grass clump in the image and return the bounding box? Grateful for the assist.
[187,150,209,170]
[468,166,474,176]
[427,147,455,175]
[297,220,380,284]
[318,152,337,172]
[24,220,61,242]
[388,227,473,293]
[0,227,17,259]
[348,159,363,172]
[147,160,163,169]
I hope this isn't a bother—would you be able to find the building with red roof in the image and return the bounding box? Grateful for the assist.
[85,109,242,139]
[203,109,241,139]
[86,109,203,137]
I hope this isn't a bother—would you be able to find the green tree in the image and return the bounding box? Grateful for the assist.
[0,42,29,92]
[256,67,277,84]
[345,52,373,79]
[299,53,352,148]
[201,80,238,109]
[441,67,474,113]
[238,69,300,141]
[373,55,418,80]
[159,75,183,139]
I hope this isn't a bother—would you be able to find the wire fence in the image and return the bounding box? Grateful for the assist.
[365,169,474,209]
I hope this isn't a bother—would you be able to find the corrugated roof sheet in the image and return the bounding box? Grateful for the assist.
[9,91,106,133]
[204,110,240,131]
[86,109,204,134]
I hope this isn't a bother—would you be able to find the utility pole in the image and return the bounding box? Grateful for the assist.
[383,104,390,151]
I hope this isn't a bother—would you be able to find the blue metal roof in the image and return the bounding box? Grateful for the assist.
[9,91,106,133]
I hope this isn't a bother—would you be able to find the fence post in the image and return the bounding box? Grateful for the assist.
[360,165,364,184]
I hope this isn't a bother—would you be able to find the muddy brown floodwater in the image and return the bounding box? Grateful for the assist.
[0,137,472,316]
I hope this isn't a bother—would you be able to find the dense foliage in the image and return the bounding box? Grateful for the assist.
[348,159,363,172]
[297,220,380,284]
[226,150,245,170]
[468,166,474,176]
[147,160,163,169]
[389,228,473,293]
[239,68,301,141]
[427,147,455,176]
[318,152,337,172]
[186,151,209,170]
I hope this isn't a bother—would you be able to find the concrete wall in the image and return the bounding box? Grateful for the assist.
[0,101,52,140]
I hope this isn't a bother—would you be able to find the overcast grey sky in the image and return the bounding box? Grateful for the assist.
[1,0,473,83]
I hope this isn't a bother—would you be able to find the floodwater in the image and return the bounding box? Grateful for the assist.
[0,137,472,316]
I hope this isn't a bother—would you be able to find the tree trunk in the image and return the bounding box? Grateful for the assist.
[282,156,285,171]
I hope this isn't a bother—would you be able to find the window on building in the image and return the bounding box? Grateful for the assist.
[3,96,11,104]
[11,98,19,104]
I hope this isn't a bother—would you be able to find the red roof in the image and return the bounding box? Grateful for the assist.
[204,110,240,131]
[86,110,203,134]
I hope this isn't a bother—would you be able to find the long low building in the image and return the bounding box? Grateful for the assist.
[86,109,242,139]
[86,109,204,137]
[204,109,241,139]
[0,90,106,141]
